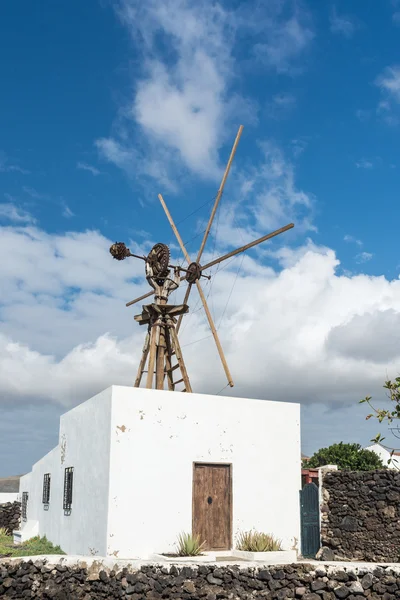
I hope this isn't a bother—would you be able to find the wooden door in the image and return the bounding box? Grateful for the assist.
[192,463,232,551]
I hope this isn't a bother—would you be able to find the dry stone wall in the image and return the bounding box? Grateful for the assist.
[1,560,400,600]
[321,469,400,562]
[0,502,21,535]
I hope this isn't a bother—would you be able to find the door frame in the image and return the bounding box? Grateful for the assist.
[192,462,233,551]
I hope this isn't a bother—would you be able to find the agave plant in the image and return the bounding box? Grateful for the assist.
[236,530,282,552]
[176,532,206,556]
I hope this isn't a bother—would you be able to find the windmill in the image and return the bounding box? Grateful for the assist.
[110,126,294,393]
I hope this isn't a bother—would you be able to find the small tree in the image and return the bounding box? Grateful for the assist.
[360,376,400,466]
[307,442,384,471]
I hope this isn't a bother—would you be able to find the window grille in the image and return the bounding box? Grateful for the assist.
[63,467,74,511]
[22,492,28,521]
[42,473,51,504]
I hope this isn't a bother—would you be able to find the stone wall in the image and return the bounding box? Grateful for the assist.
[0,502,21,535]
[1,560,400,600]
[321,469,400,562]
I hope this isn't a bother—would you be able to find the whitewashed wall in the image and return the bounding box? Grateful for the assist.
[18,385,301,558]
[106,386,301,559]
[365,443,399,469]
[0,493,19,504]
[18,388,113,555]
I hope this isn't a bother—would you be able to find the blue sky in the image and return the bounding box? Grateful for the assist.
[1,0,400,476]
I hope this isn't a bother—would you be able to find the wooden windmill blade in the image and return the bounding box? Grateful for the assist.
[195,124,243,264]
[168,125,243,333]
[200,223,295,272]
[159,193,234,387]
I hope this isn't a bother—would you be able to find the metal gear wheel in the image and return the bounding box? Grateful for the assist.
[146,243,170,284]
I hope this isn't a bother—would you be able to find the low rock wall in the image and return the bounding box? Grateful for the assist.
[1,559,400,600]
[321,470,400,562]
[0,502,21,535]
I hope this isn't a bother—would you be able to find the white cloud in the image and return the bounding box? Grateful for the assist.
[254,6,315,69]
[355,159,374,169]
[376,66,400,124]
[355,251,373,264]
[330,7,357,38]
[0,203,35,224]
[0,226,147,361]
[327,309,400,363]
[22,186,48,200]
[273,93,296,108]
[344,235,363,247]
[62,203,75,218]
[254,19,314,74]
[77,162,101,176]
[97,0,236,183]
[376,66,400,102]
[96,139,133,170]
[267,93,296,120]
[290,138,308,158]
[2,222,400,414]
[0,152,30,175]
[225,141,315,239]
[344,239,373,265]
[190,140,314,260]
[393,11,400,25]
[97,0,313,186]
[355,109,371,122]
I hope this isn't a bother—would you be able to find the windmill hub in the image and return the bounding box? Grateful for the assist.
[186,262,202,284]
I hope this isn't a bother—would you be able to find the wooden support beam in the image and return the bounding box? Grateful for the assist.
[169,325,192,393]
[164,329,175,391]
[146,325,158,389]
[201,223,294,272]
[155,323,166,390]
[134,331,150,387]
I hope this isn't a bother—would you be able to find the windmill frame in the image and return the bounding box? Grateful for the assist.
[110,125,294,392]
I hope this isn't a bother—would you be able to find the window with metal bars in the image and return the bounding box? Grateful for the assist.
[22,492,28,521]
[63,467,74,511]
[42,473,51,504]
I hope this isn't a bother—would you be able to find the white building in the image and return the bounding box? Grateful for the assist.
[0,476,21,504]
[365,442,400,469]
[17,385,301,558]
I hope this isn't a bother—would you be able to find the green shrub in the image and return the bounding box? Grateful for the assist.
[175,532,206,556]
[15,535,65,556]
[0,532,65,557]
[236,530,282,552]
